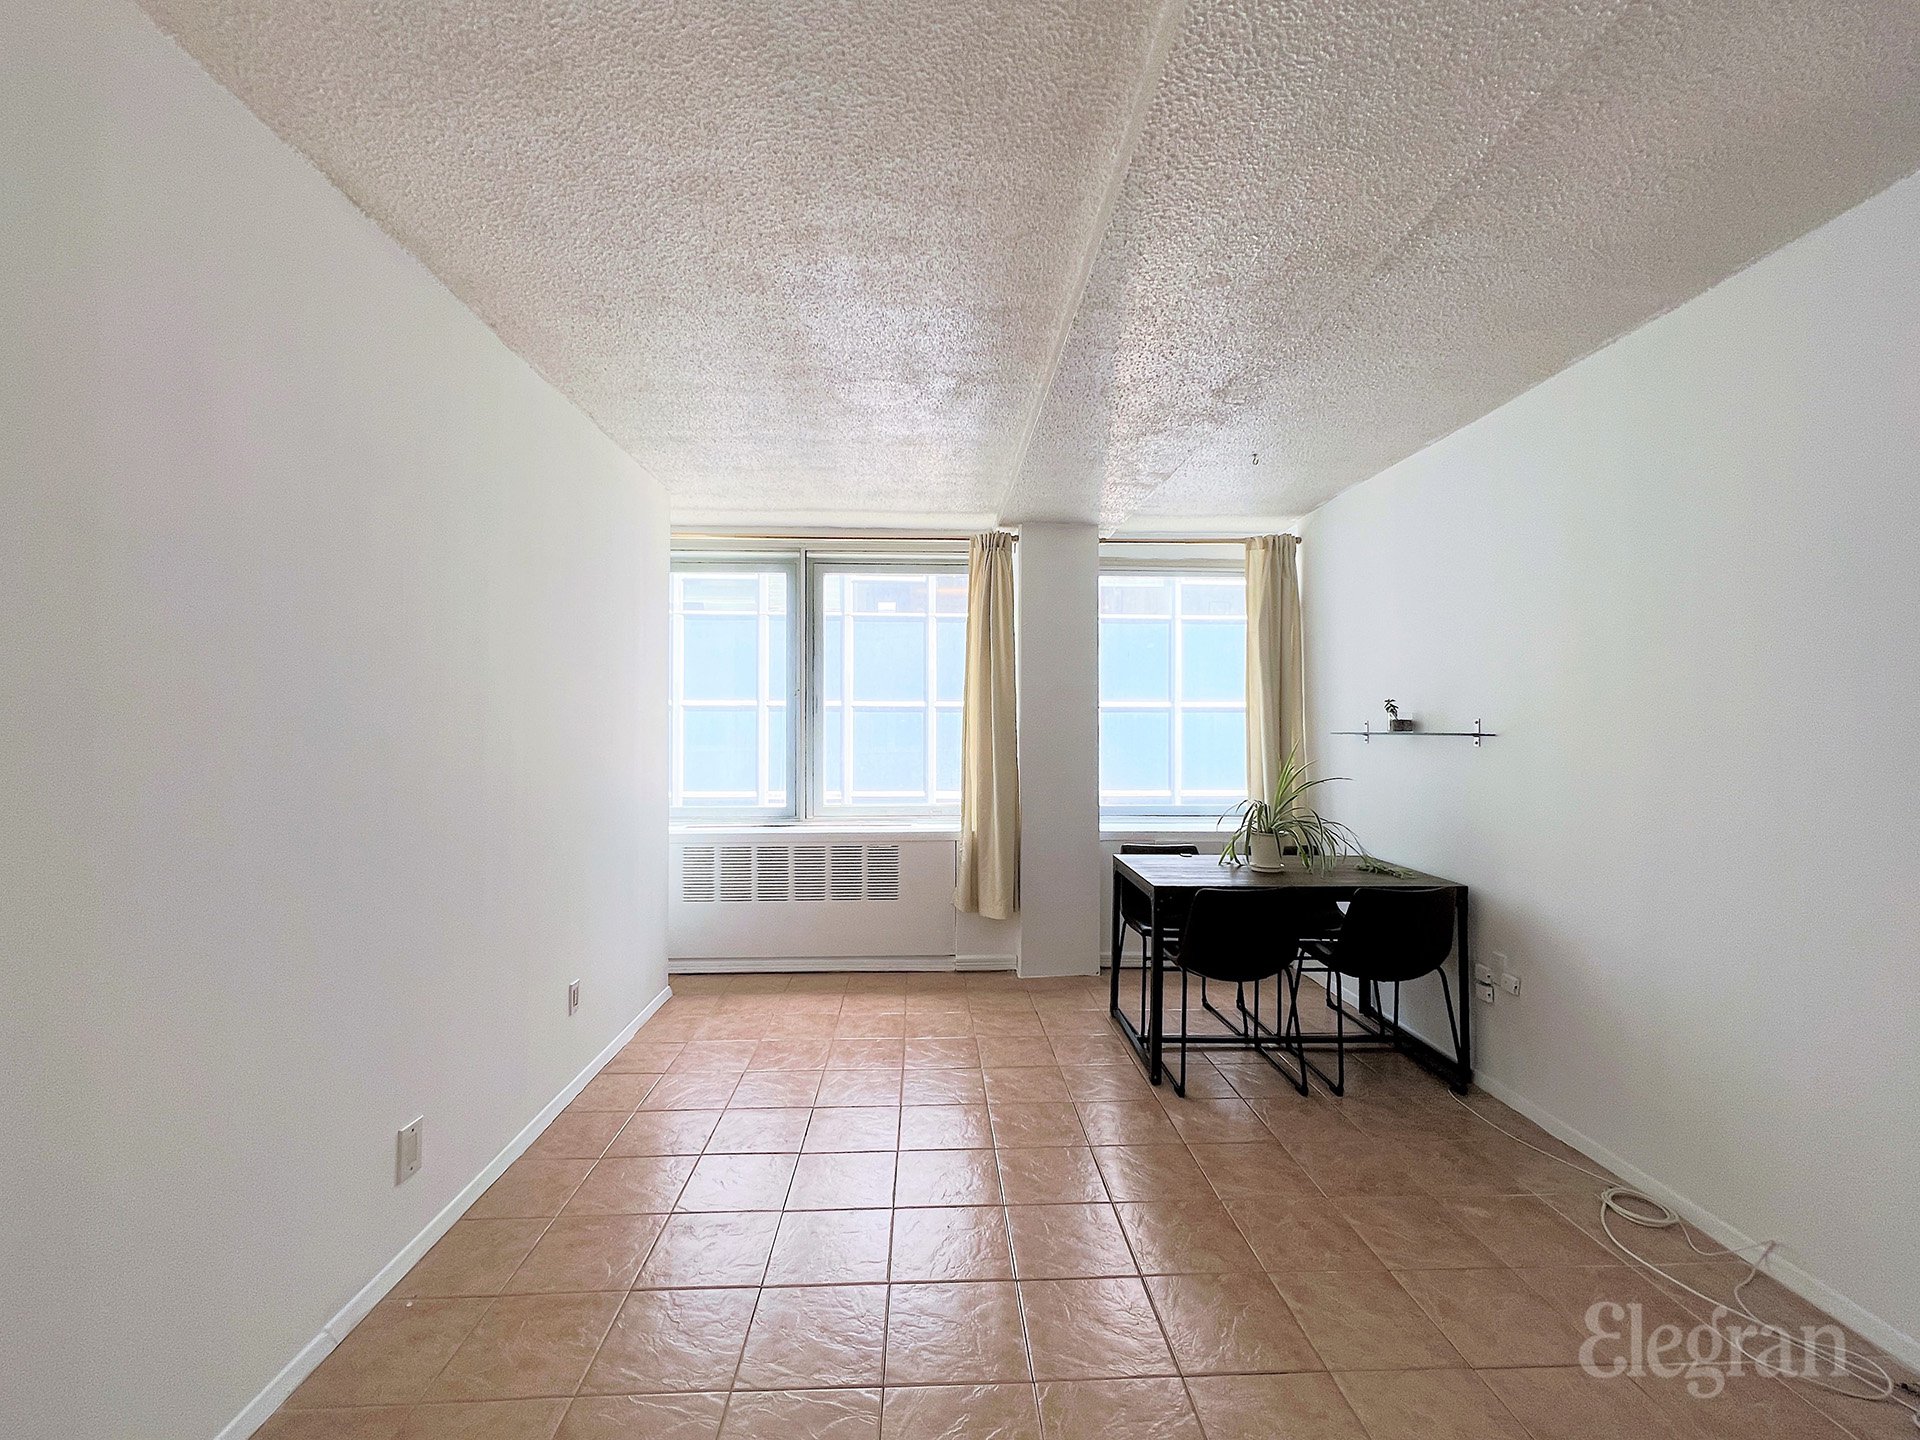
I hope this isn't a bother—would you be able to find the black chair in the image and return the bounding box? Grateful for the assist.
[1115,843,1199,1035]
[1288,887,1460,1096]
[1161,887,1324,1096]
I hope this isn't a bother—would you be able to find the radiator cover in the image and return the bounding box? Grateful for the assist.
[668,835,958,961]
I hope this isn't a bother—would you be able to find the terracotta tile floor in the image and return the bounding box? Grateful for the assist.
[265,971,1900,1439]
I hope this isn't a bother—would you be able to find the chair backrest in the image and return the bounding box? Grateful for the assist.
[1323,887,1456,984]
[1175,887,1326,985]
[1116,844,1200,925]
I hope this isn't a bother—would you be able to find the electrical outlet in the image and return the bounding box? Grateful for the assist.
[1502,971,1522,996]
[396,1118,423,1184]
[568,979,581,1015]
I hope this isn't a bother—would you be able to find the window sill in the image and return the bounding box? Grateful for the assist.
[672,818,961,838]
[1100,816,1232,840]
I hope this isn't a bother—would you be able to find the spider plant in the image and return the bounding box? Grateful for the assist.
[1219,752,1360,873]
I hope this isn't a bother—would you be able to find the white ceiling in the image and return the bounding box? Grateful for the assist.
[141,0,1920,531]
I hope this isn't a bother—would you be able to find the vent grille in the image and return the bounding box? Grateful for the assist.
[794,846,828,902]
[718,845,753,902]
[681,843,903,904]
[682,846,716,903]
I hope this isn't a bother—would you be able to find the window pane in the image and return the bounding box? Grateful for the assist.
[1100,619,1171,702]
[1100,710,1171,799]
[681,616,759,701]
[851,616,926,701]
[681,709,757,799]
[823,618,843,702]
[1098,569,1248,813]
[936,618,966,703]
[1180,619,1245,702]
[1179,577,1245,617]
[1180,709,1246,798]
[822,706,843,801]
[679,575,760,612]
[936,708,962,796]
[934,574,968,615]
[849,575,929,615]
[767,704,788,803]
[1100,575,1172,617]
[671,564,789,814]
[849,708,926,798]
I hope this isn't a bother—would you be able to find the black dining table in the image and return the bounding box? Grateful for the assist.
[1109,852,1473,1092]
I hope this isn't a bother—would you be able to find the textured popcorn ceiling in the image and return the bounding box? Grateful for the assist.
[141,0,1920,529]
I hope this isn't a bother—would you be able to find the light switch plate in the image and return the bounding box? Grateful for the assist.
[396,1118,423,1184]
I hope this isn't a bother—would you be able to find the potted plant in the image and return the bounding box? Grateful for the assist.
[1220,752,1359,873]
[1385,699,1416,732]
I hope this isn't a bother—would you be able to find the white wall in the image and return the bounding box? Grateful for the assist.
[1,5,671,1437]
[1302,170,1920,1360]
[1015,523,1103,975]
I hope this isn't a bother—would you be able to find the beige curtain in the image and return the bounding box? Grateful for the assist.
[954,531,1020,918]
[1245,533,1304,802]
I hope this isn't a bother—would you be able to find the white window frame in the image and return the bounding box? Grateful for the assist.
[670,546,966,824]
[669,554,802,821]
[807,558,968,820]
[1098,560,1249,819]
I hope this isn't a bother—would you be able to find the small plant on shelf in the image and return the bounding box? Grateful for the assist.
[1219,752,1360,873]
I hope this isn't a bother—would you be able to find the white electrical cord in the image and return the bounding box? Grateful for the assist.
[1444,1091,1920,1430]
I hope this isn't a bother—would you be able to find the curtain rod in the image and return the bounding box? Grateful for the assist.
[670,531,1299,546]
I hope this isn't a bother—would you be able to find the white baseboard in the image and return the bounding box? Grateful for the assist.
[669,954,1015,974]
[1470,1070,1920,1373]
[215,983,675,1440]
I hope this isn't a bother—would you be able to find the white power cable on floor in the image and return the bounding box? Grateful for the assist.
[1444,1091,1920,1430]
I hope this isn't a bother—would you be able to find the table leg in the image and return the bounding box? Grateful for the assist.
[1148,902,1165,1085]
[1108,876,1123,1019]
[1453,886,1473,1093]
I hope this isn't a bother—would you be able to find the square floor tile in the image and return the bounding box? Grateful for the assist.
[880,1383,1042,1440]
[288,1298,488,1407]
[395,1220,547,1299]
[718,1388,880,1440]
[1393,1266,1590,1367]
[1035,1379,1201,1439]
[1269,1270,1462,1371]
[890,1207,1015,1282]
[555,1393,726,1440]
[804,1107,902,1153]
[897,1150,1005,1207]
[886,1282,1031,1385]
[505,1214,666,1294]
[736,1285,888,1389]
[1006,1205,1135,1280]
[1018,1278,1174,1382]
[427,1293,622,1401]
[901,1105,994,1150]
[787,1152,898,1210]
[579,1288,757,1395]
[1186,1374,1368,1440]
[1144,1272,1319,1375]
[561,1156,697,1216]
[765,1209,894,1285]
[676,1154,797,1212]
[1332,1368,1529,1440]
[1114,1198,1259,1275]
[637,1212,779,1288]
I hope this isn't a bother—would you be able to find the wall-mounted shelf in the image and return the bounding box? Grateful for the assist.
[1334,719,1496,747]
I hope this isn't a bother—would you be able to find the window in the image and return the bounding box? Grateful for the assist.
[669,559,797,815]
[1098,569,1247,815]
[670,550,967,820]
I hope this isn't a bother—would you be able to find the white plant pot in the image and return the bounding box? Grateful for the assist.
[1248,832,1286,873]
